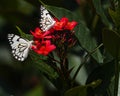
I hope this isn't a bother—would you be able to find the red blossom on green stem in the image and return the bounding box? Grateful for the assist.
[52,17,77,48]
[31,27,56,56]
[31,17,77,56]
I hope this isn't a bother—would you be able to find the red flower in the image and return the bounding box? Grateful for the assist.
[65,21,77,30]
[31,40,56,56]
[60,17,68,26]
[31,27,52,39]
[53,17,77,31]
[53,22,64,31]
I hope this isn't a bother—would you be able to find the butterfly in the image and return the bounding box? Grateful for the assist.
[8,34,33,61]
[40,5,56,31]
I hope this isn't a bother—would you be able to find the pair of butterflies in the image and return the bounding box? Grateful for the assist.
[8,5,56,61]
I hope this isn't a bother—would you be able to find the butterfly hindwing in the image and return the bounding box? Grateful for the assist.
[40,5,56,31]
[8,34,32,61]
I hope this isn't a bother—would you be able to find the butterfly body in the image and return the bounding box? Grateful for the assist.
[8,34,33,61]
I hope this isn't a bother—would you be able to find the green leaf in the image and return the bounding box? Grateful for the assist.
[40,0,63,7]
[24,86,44,96]
[64,80,101,96]
[108,77,115,96]
[102,29,120,60]
[64,86,87,96]
[92,0,111,28]
[86,60,115,95]
[103,50,114,63]
[45,5,76,20]
[16,26,33,40]
[75,24,103,63]
[45,5,103,63]
[109,1,120,33]
[29,51,58,79]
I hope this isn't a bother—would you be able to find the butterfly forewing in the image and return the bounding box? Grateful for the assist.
[8,34,33,61]
[40,5,56,31]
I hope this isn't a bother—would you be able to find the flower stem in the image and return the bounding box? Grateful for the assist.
[91,14,99,31]
[114,57,119,96]
[48,55,61,64]
[72,43,103,84]
[39,0,46,6]
[72,53,89,83]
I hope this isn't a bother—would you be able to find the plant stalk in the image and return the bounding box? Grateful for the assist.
[72,43,103,84]
[114,59,119,96]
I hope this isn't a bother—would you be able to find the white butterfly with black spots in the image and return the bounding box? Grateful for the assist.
[8,34,33,61]
[40,5,56,31]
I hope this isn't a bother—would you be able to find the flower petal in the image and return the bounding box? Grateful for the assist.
[65,21,77,30]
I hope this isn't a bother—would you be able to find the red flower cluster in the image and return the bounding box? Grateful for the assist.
[52,17,77,48]
[31,17,77,56]
[31,27,56,56]
[53,17,77,31]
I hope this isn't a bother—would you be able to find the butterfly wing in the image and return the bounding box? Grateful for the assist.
[40,5,56,31]
[8,34,32,61]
